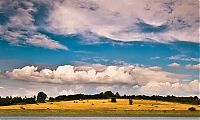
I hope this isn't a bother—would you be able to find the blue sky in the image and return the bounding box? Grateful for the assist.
[0,0,199,97]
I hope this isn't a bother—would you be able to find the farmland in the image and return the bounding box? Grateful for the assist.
[0,99,199,116]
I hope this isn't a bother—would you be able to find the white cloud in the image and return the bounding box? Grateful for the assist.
[112,60,129,65]
[6,64,184,85]
[1,64,199,96]
[45,0,199,43]
[148,66,162,71]
[185,64,200,70]
[59,89,75,95]
[0,0,67,50]
[1,0,198,47]
[26,34,68,50]
[137,80,200,96]
[7,7,37,31]
[150,56,160,60]
[0,78,86,97]
[168,55,200,62]
[168,62,180,68]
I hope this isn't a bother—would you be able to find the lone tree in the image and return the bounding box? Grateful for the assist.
[37,92,47,103]
[129,99,133,105]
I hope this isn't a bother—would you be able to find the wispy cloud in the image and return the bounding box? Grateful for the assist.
[26,34,68,50]
[0,0,198,47]
[45,0,198,43]
[168,55,200,62]
[150,56,160,60]
[0,0,67,50]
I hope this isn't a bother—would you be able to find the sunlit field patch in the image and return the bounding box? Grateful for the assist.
[0,99,199,111]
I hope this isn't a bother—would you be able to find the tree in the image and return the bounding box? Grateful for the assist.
[194,96,198,100]
[104,91,115,98]
[49,97,55,102]
[129,99,133,105]
[115,92,120,98]
[37,92,47,103]
[111,97,117,103]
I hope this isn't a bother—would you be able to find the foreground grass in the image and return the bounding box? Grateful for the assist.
[0,109,199,117]
[0,99,199,117]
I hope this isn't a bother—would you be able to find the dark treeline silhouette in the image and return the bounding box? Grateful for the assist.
[0,92,47,106]
[0,91,199,106]
[122,94,200,105]
[0,96,36,106]
[50,91,200,105]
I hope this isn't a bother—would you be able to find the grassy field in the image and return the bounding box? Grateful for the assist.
[0,99,199,116]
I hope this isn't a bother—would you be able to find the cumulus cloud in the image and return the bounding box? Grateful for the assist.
[148,66,162,71]
[0,78,86,97]
[168,62,180,68]
[137,80,200,96]
[185,64,200,70]
[45,0,199,43]
[1,64,199,96]
[6,64,184,85]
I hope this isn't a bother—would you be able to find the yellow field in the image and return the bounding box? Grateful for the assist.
[0,99,199,111]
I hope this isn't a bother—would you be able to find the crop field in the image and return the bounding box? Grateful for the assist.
[0,99,199,116]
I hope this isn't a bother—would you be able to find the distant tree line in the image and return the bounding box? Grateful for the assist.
[0,92,47,106]
[49,91,200,105]
[0,91,199,106]
[122,94,200,105]
[0,96,36,106]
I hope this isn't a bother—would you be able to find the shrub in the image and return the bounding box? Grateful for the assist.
[129,99,133,105]
[20,107,25,110]
[188,107,196,111]
[49,97,55,102]
[111,97,117,103]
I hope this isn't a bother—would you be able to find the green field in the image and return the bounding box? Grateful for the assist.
[0,99,199,117]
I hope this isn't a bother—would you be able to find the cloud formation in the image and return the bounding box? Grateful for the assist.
[168,62,180,68]
[26,34,68,50]
[1,0,198,47]
[137,80,200,96]
[168,55,200,62]
[0,0,67,50]
[6,64,185,85]
[0,64,198,96]
[46,0,198,43]
[185,64,200,70]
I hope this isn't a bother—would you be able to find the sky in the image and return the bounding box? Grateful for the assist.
[0,0,199,97]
